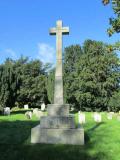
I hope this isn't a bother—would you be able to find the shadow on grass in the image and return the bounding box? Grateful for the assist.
[84,122,105,145]
[87,122,105,133]
[11,110,33,115]
[0,120,109,160]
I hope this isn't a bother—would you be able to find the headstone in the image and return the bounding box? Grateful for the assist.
[110,112,114,115]
[93,112,102,123]
[78,111,85,124]
[25,111,32,119]
[41,103,45,111]
[33,108,38,115]
[24,104,29,110]
[35,111,45,118]
[117,115,120,121]
[119,111,120,114]
[31,20,84,145]
[33,108,45,118]
[4,107,10,115]
[107,113,113,120]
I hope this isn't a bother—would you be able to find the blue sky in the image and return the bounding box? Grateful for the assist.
[0,0,119,64]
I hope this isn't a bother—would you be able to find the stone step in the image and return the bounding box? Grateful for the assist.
[40,116,75,129]
[31,125,84,145]
[47,104,69,116]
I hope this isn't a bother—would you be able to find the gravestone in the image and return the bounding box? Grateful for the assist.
[33,108,39,115]
[33,108,44,118]
[24,104,29,110]
[41,103,45,111]
[25,111,32,119]
[31,20,84,145]
[78,111,85,124]
[107,113,113,120]
[4,107,10,115]
[110,112,114,115]
[117,115,120,121]
[93,112,102,123]
[36,110,45,118]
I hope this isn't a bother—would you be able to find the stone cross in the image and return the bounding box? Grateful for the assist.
[50,20,69,104]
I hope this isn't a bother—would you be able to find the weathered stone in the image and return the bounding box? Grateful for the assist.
[93,112,102,122]
[25,111,32,119]
[50,20,69,104]
[107,113,113,120]
[31,125,84,145]
[117,115,120,121]
[4,107,10,115]
[78,112,85,124]
[24,104,29,110]
[33,108,38,115]
[33,110,45,118]
[31,20,84,145]
[40,116,75,129]
[41,103,45,111]
[47,104,69,116]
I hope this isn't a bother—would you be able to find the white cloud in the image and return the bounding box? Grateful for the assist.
[4,48,17,59]
[37,43,55,63]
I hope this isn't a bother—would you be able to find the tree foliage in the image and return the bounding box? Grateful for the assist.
[0,40,119,112]
[64,40,120,111]
[0,57,48,110]
[102,0,120,36]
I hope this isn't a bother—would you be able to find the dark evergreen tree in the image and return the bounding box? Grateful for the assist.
[75,40,120,111]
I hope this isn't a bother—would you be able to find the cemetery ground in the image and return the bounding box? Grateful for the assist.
[0,110,120,160]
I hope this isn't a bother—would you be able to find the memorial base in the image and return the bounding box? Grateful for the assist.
[31,125,84,145]
[31,104,84,145]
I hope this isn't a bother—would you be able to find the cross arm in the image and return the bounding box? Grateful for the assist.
[49,27,56,35]
[62,27,69,35]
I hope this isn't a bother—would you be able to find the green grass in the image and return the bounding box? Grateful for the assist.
[0,111,120,160]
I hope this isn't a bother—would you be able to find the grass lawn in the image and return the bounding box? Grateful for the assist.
[0,110,120,160]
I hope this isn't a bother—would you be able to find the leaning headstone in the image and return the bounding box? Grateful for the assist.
[24,104,29,110]
[33,108,39,115]
[78,111,85,124]
[36,111,45,118]
[25,111,32,119]
[107,113,113,120]
[41,103,45,111]
[93,112,102,123]
[4,107,10,115]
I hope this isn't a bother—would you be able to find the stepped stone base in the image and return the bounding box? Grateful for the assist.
[31,103,84,145]
[31,125,84,145]
[47,104,69,116]
[40,116,75,129]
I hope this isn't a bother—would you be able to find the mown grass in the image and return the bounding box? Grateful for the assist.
[0,111,120,160]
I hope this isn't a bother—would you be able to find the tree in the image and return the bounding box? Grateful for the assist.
[0,59,18,108]
[108,91,120,111]
[0,57,49,112]
[75,40,120,111]
[62,41,120,111]
[102,0,120,36]
[16,59,48,108]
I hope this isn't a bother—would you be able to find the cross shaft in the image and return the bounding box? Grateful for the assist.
[49,20,69,104]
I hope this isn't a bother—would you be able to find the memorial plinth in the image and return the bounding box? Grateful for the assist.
[31,20,84,145]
